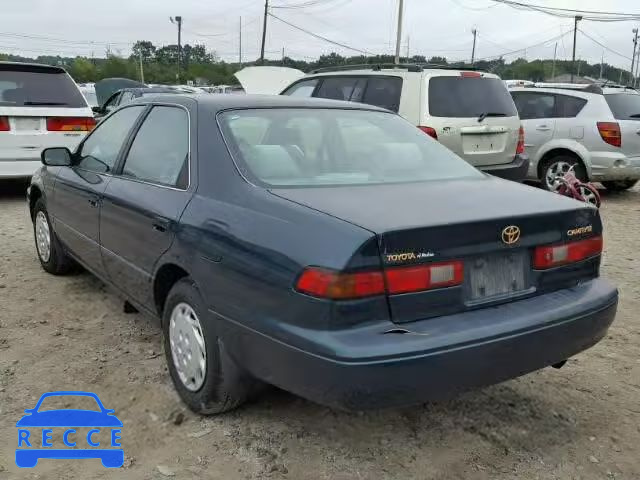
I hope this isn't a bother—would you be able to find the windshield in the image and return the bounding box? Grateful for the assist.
[605,93,640,120]
[219,108,483,187]
[81,90,98,107]
[0,69,88,108]
[36,395,101,412]
[428,76,518,118]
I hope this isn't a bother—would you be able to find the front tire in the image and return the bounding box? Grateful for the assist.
[540,155,586,191]
[602,180,637,192]
[163,278,260,414]
[32,198,73,275]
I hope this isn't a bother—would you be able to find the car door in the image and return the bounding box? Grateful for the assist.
[49,106,146,273]
[511,91,556,162]
[99,104,193,308]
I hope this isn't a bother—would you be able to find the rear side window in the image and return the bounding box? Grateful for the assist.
[605,93,640,120]
[554,94,587,118]
[0,67,87,108]
[511,92,555,119]
[361,77,402,112]
[315,77,361,101]
[282,79,318,97]
[121,106,189,188]
[429,76,517,118]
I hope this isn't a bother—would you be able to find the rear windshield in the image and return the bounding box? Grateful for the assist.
[428,76,518,118]
[605,93,640,120]
[218,108,483,187]
[0,69,87,108]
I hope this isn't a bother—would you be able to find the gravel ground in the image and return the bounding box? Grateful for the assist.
[0,178,639,480]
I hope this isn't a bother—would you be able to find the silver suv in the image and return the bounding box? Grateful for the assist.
[511,85,640,191]
[277,65,528,181]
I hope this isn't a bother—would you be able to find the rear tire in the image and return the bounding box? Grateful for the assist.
[32,198,73,275]
[539,155,586,191]
[602,180,637,191]
[163,278,261,414]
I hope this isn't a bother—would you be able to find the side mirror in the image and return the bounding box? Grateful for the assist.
[92,106,103,114]
[41,147,72,167]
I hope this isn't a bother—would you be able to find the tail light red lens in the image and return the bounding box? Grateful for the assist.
[0,116,9,131]
[296,260,463,299]
[385,261,464,294]
[597,122,621,147]
[460,71,482,78]
[533,236,603,269]
[418,126,438,139]
[516,126,525,154]
[296,268,385,300]
[47,117,96,132]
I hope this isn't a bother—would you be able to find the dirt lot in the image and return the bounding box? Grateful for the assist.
[0,179,639,480]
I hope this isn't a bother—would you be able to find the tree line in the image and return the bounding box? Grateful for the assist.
[0,40,633,86]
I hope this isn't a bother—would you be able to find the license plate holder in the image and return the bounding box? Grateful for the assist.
[467,251,529,302]
[14,117,43,131]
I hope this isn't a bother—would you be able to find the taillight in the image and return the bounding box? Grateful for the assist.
[47,117,96,132]
[460,71,482,78]
[295,267,385,300]
[533,236,603,269]
[418,126,438,139]
[597,122,621,148]
[296,260,463,299]
[516,126,525,154]
[385,261,464,294]
[0,116,9,131]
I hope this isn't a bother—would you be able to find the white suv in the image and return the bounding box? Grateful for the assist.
[239,64,528,181]
[510,85,640,191]
[0,62,94,178]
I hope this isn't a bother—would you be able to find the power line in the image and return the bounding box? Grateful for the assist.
[268,12,374,55]
[474,29,571,61]
[578,29,633,61]
[488,0,640,21]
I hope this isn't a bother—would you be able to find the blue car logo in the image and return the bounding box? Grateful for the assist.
[15,391,123,468]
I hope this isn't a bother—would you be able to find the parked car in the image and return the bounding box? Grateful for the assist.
[0,61,94,178]
[93,86,180,119]
[511,85,640,191]
[237,64,529,181]
[28,94,617,413]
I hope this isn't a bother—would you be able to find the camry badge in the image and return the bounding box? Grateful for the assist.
[501,225,521,245]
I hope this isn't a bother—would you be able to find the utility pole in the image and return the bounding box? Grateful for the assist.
[260,0,269,64]
[138,50,145,84]
[571,15,582,83]
[394,0,404,65]
[631,28,638,86]
[600,51,604,80]
[551,42,557,79]
[170,16,183,81]
[239,16,242,66]
[282,46,285,65]
[634,48,640,87]
[471,28,477,65]
[406,36,410,61]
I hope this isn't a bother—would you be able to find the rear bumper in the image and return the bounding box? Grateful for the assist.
[590,153,640,181]
[478,153,529,182]
[0,159,41,178]
[217,278,617,410]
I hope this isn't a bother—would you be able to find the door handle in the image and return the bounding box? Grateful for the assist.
[152,218,170,233]
[636,129,640,136]
[536,125,551,131]
[88,198,99,208]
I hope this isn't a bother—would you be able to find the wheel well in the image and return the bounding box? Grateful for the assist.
[153,264,189,317]
[29,186,42,220]
[537,149,585,180]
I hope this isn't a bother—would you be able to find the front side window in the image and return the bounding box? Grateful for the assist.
[76,106,144,173]
[282,79,318,97]
[219,108,482,187]
[121,106,189,188]
[429,76,518,118]
[511,92,555,120]
[315,77,361,101]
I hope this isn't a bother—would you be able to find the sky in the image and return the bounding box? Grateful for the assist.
[1,0,639,70]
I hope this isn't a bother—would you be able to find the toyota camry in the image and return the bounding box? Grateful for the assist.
[27,94,618,412]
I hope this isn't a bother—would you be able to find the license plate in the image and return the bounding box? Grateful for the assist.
[462,133,505,153]
[467,251,528,301]
[14,117,42,131]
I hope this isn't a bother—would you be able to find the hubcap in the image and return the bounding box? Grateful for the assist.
[545,161,573,190]
[169,302,207,391]
[35,211,51,263]
[578,185,599,207]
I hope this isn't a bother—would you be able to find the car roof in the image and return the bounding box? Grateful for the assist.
[0,61,66,74]
[132,93,390,113]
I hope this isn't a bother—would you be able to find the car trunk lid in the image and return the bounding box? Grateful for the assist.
[273,178,601,323]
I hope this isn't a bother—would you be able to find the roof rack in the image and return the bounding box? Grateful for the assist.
[309,63,486,74]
